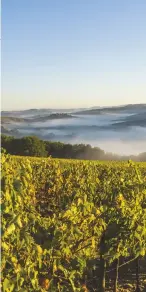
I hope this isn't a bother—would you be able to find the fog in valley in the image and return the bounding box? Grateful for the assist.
[2,104,146,156]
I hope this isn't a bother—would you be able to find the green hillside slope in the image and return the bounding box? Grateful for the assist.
[1,154,146,291]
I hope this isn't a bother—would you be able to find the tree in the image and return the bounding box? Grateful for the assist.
[20,136,48,157]
[1,135,14,153]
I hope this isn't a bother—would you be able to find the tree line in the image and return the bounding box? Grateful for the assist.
[1,134,146,161]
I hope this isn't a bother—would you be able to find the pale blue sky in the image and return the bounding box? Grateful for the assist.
[2,0,146,110]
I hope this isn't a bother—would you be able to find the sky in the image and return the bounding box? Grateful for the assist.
[2,0,146,110]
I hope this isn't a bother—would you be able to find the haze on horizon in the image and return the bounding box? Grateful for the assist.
[2,1,146,110]
[1,103,146,113]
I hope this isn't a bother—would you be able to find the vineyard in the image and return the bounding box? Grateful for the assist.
[1,154,146,291]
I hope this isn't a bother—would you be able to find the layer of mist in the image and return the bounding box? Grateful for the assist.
[1,104,146,156]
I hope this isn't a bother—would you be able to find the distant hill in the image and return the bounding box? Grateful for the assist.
[1,108,85,117]
[32,113,76,122]
[1,117,26,124]
[2,104,146,117]
[1,113,76,125]
[110,111,146,128]
[1,126,20,136]
[74,104,146,115]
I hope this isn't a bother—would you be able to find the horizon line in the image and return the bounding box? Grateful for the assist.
[1,102,146,112]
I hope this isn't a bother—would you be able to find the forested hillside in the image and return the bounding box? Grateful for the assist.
[1,135,146,161]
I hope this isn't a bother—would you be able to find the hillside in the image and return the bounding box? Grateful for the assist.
[74,104,146,115]
[1,105,146,156]
[1,116,26,124]
[31,113,76,122]
[1,113,75,124]
[1,135,146,161]
[2,153,146,291]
